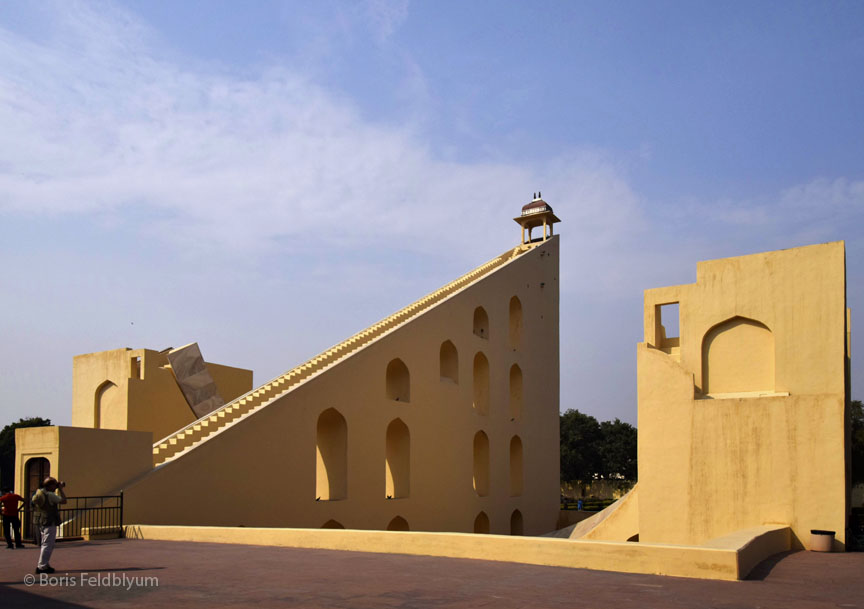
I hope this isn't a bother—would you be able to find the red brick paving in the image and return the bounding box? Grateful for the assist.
[1,539,862,608]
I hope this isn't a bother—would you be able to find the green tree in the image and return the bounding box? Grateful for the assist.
[852,400,864,486]
[598,418,638,480]
[561,409,638,485]
[560,409,601,483]
[0,417,52,490]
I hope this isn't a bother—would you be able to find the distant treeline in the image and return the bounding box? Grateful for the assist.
[560,409,636,485]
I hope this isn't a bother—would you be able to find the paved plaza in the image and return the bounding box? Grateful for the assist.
[1,539,862,608]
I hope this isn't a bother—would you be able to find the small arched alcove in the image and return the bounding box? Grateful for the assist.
[701,316,775,394]
[509,296,523,349]
[321,519,344,529]
[316,408,347,501]
[509,364,523,420]
[473,352,490,415]
[440,340,459,383]
[473,306,489,339]
[474,511,490,534]
[385,418,410,499]
[510,509,524,535]
[509,435,523,496]
[94,380,119,429]
[387,516,409,531]
[473,430,490,497]
[385,358,410,402]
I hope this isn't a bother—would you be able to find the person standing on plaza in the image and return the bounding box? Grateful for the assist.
[31,477,67,574]
[1,487,25,548]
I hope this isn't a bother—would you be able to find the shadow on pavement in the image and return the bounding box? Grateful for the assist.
[0,585,93,609]
[745,550,800,581]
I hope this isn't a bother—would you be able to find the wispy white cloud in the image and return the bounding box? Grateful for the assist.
[706,177,864,229]
[2,1,861,430]
[0,1,642,271]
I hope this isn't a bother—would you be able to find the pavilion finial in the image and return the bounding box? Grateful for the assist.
[514,195,560,245]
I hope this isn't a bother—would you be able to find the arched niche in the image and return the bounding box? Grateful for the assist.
[94,380,120,429]
[473,352,490,415]
[473,511,490,534]
[387,516,409,531]
[509,296,523,349]
[510,509,524,536]
[440,340,459,383]
[509,435,523,497]
[316,408,347,501]
[385,418,410,499]
[321,519,344,529]
[473,306,489,339]
[386,358,410,402]
[473,430,490,497]
[509,364,523,420]
[702,316,775,394]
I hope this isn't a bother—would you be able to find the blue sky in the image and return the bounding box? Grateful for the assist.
[1,0,863,427]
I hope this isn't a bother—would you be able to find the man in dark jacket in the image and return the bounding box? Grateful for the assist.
[31,477,67,574]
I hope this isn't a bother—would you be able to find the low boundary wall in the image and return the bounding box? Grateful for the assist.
[125,524,790,581]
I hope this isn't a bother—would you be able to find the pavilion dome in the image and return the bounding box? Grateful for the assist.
[521,198,552,216]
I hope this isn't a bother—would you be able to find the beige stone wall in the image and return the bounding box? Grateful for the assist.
[123,238,560,535]
[71,348,252,442]
[14,426,152,499]
[55,427,153,497]
[126,522,792,581]
[637,242,849,549]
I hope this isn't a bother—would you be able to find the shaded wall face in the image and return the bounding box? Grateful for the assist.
[14,426,152,499]
[638,242,848,548]
[124,238,560,535]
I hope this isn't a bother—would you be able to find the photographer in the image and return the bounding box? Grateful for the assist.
[31,477,67,574]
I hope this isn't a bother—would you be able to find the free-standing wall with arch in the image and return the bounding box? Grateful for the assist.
[637,241,849,550]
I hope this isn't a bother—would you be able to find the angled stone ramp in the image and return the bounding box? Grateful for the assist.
[151,244,528,466]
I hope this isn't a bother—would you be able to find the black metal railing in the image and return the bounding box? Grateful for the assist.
[22,494,123,543]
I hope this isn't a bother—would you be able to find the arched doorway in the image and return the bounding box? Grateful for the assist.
[24,457,50,538]
[25,457,50,501]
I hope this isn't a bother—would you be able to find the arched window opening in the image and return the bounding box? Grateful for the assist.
[509,364,523,421]
[387,516,409,531]
[316,408,347,501]
[509,296,523,349]
[321,519,344,529]
[94,380,119,429]
[473,353,490,415]
[702,317,775,394]
[385,418,410,499]
[510,509,524,535]
[509,436,523,496]
[473,307,489,339]
[440,340,459,383]
[386,358,410,402]
[473,431,490,497]
[474,511,490,534]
